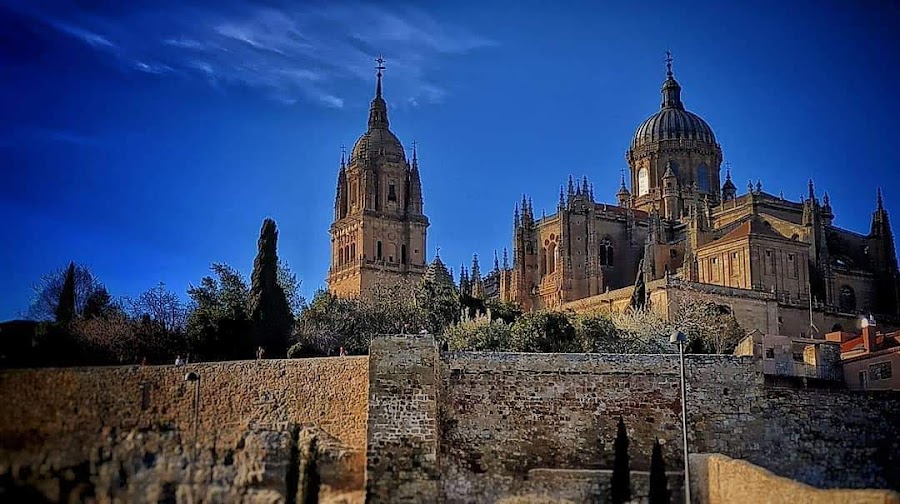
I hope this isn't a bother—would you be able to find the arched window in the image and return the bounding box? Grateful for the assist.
[339,247,344,266]
[638,168,649,196]
[839,285,856,312]
[697,163,711,192]
[377,241,383,260]
[350,243,356,263]
[540,247,547,276]
[600,238,614,266]
[548,242,557,273]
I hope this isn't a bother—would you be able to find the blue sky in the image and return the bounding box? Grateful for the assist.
[1,0,898,319]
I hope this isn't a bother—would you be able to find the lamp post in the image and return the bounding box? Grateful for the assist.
[670,330,691,504]
[184,372,201,463]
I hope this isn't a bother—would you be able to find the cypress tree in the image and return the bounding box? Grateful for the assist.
[249,218,293,357]
[55,261,77,324]
[648,439,669,504]
[611,417,631,504]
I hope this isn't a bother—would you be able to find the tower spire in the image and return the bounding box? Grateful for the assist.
[340,144,346,168]
[375,54,385,98]
[660,49,683,109]
[368,55,389,130]
[877,187,884,211]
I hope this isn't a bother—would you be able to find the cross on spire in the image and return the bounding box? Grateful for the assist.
[340,144,347,166]
[665,49,674,77]
[375,55,386,98]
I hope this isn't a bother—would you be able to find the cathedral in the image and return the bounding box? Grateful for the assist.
[329,55,900,335]
[326,58,429,296]
[488,53,899,334]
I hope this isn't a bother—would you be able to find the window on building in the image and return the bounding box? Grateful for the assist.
[638,167,649,196]
[401,244,407,264]
[388,182,397,202]
[351,243,356,262]
[764,249,775,275]
[858,371,868,390]
[548,242,557,273]
[697,163,711,192]
[765,348,774,359]
[869,362,892,381]
[377,241,383,260]
[839,285,856,312]
[599,238,614,266]
[792,352,803,362]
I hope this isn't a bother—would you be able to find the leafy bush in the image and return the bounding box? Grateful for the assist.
[510,310,579,353]
[445,315,512,351]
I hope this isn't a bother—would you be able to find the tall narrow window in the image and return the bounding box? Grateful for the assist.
[377,241,383,260]
[839,285,856,312]
[638,167,649,196]
[600,238,614,266]
[697,163,711,192]
[350,243,356,263]
[388,182,397,202]
[401,244,407,264]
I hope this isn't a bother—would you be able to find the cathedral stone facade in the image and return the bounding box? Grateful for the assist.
[494,56,900,327]
[327,62,429,297]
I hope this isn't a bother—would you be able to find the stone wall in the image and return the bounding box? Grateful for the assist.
[366,335,440,503]
[0,358,368,502]
[690,453,900,504]
[366,335,900,503]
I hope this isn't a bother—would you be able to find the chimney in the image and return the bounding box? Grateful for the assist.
[861,315,878,353]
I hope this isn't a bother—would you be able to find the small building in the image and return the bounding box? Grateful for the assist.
[734,331,843,386]
[826,317,900,391]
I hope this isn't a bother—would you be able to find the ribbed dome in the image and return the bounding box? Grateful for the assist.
[351,127,405,161]
[631,73,716,149]
[632,108,716,147]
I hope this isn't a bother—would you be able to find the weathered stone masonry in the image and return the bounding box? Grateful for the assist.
[0,358,368,502]
[366,335,900,503]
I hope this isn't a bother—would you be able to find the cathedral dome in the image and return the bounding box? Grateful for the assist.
[631,107,716,148]
[351,127,405,161]
[630,66,716,149]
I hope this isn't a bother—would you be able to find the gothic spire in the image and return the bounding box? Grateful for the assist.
[375,54,385,99]
[877,187,884,211]
[808,179,815,201]
[568,175,575,197]
[502,247,509,269]
[514,202,521,228]
[493,250,500,272]
[368,55,389,130]
[559,186,565,207]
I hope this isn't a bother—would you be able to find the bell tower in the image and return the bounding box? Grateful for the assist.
[327,57,429,297]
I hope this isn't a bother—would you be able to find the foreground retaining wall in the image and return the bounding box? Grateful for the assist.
[0,358,368,502]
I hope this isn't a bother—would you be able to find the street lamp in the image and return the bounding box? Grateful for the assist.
[670,330,691,504]
[184,372,201,463]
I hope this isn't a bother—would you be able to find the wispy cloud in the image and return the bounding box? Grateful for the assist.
[51,21,116,50]
[13,1,495,109]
